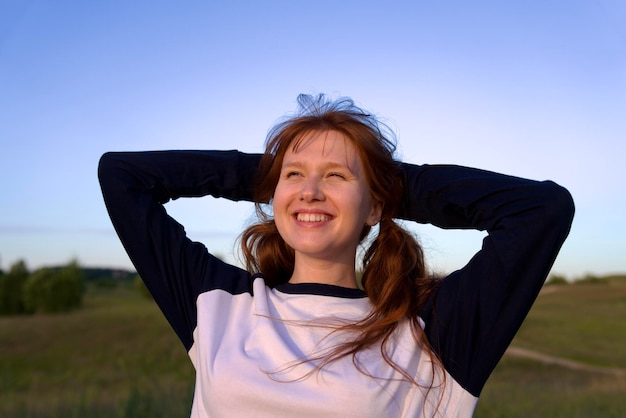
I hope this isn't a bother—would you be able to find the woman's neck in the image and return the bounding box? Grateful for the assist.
[289,255,358,288]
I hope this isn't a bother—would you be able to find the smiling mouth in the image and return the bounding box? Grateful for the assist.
[296,213,331,222]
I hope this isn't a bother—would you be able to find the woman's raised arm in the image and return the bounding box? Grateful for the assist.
[98,150,260,350]
[399,163,574,397]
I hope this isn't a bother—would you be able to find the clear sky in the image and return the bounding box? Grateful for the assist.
[1,0,624,279]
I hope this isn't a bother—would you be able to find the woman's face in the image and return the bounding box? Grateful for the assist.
[272,130,381,265]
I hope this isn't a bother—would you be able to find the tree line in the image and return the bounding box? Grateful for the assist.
[0,259,84,315]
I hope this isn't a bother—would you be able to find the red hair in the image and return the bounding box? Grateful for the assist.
[240,94,441,386]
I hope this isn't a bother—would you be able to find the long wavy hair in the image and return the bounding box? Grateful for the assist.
[240,94,441,385]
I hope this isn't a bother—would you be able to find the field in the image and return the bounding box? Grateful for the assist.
[1,276,625,417]
[0,284,194,417]
[476,275,626,417]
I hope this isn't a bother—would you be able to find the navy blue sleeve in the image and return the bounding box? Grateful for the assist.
[402,164,575,396]
[98,150,260,351]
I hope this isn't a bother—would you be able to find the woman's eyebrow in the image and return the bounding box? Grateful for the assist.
[282,160,355,173]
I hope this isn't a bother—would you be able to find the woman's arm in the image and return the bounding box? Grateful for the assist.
[400,163,575,396]
[98,150,260,351]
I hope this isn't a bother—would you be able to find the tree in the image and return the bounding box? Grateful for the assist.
[545,273,568,286]
[0,259,30,315]
[22,260,85,313]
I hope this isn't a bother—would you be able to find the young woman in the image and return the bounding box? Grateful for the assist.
[98,94,574,417]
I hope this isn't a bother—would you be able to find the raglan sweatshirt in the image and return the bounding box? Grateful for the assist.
[98,150,574,417]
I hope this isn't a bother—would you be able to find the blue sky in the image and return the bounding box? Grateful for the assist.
[1,0,624,279]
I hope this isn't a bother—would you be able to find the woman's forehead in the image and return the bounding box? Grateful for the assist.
[285,130,362,168]
[290,130,354,154]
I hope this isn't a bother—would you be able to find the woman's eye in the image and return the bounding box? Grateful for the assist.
[329,172,346,179]
[286,171,301,178]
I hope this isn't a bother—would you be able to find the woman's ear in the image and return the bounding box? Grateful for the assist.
[366,200,383,226]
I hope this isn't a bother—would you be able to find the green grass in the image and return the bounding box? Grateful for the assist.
[476,275,626,417]
[1,276,625,417]
[0,284,194,417]
[512,275,626,368]
[476,356,626,417]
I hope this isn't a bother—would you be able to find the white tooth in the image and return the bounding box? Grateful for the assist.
[298,213,328,222]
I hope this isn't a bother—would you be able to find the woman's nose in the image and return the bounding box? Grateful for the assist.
[300,177,325,202]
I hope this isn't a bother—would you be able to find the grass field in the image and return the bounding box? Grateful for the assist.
[0,285,194,417]
[476,275,626,417]
[1,276,625,417]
